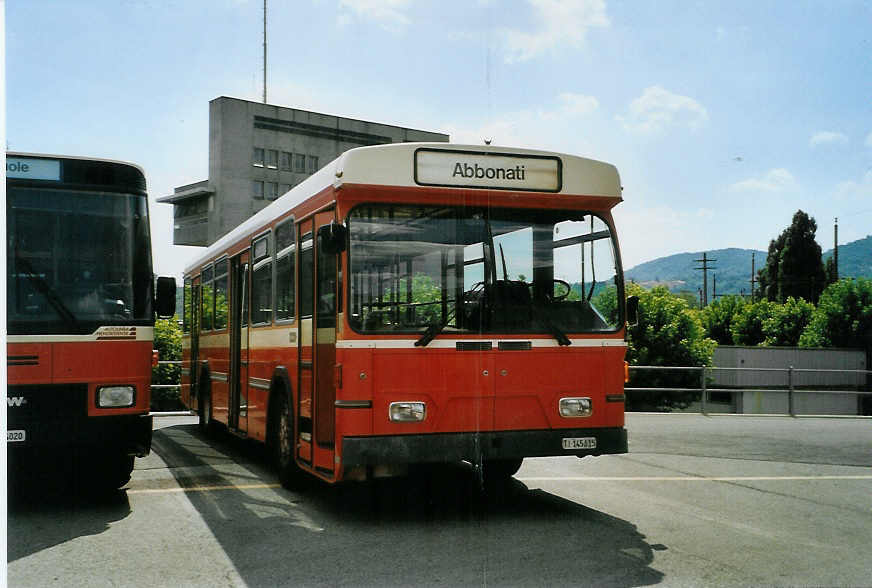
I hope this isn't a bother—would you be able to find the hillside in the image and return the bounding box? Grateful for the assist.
[823,234,872,279]
[625,236,870,296]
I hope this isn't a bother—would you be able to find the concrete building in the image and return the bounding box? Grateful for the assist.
[158,96,449,246]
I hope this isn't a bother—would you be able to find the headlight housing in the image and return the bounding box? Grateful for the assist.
[389,401,426,422]
[559,397,592,418]
[97,385,136,408]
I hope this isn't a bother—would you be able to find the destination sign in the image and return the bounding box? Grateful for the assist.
[6,157,61,181]
[414,148,562,192]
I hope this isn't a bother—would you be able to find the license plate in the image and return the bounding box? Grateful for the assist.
[562,437,596,450]
[7,430,26,443]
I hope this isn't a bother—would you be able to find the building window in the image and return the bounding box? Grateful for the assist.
[253,181,264,199]
[266,182,278,200]
[266,149,279,169]
[279,183,291,195]
[294,153,306,173]
[253,147,264,167]
[281,151,292,171]
[307,155,319,173]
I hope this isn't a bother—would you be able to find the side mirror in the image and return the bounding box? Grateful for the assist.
[626,295,639,327]
[156,276,177,319]
[317,220,348,255]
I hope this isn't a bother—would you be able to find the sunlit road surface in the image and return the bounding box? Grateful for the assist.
[8,414,872,587]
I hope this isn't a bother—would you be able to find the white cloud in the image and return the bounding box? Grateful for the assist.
[729,168,798,193]
[337,0,412,33]
[617,86,708,134]
[809,131,848,147]
[865,131,872,147]
[556,92,599,117]
[832,170,872,202]
[501,0,610,63]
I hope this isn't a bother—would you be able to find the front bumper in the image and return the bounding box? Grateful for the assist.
[8,413,153,457]
[341,426,627,467]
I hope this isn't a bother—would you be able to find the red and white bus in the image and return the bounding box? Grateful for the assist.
[6,153,176,488]
[180,143,632,486]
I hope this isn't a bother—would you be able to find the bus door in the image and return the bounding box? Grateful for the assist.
[298,211,338,477]
[297,221,315,465]
[189,279,202,411]
[228,253,250,433]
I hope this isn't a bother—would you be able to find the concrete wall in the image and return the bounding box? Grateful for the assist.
[712,346,867,415]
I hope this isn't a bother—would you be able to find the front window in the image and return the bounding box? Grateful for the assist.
[348,204,621,336]
[7,187,154,335]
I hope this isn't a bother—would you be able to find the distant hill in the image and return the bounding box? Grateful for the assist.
[625,236,871,297]
[823,234,872,280]
[625,248,765,297]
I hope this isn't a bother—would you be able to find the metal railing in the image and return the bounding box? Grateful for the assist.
[626,365,872,417]
[150,360,193,417]
[150,361,871,418]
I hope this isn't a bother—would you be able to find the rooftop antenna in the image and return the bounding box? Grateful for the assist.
[262,0,268,103]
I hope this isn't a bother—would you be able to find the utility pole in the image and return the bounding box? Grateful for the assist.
[263,0,268,103]
[694,252,717,306]
[834,217,839,281]
[750,252,757,301]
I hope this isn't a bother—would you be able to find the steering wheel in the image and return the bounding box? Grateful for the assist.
[546,279,572,302]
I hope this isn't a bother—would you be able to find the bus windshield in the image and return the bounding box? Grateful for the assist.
[6,186,154,335]
[348,203,622,337]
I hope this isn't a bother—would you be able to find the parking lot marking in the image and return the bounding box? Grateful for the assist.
[127,482,282,495]
[518,475,872,482]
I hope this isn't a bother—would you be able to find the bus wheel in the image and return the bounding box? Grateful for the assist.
[83,453,135,491]
[272,390,300,489]
[482,458,523,484]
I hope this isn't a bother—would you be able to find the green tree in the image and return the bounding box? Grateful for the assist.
[761,297,815,346]
[731,300,778,345]
[620,285,716,411]
[758,210,827,303]
[799,278,872,348]
[151,317,183,410]
[700,295,747,344]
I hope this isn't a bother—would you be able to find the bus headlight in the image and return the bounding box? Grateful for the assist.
[97,386,136,408]
[559,397,592,418]
[389,401,426,422]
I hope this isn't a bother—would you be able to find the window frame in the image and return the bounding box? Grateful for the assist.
[250,232,273,326]
[274,218,297,324]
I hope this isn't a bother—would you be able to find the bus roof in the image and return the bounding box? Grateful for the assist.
[184,143,622,275]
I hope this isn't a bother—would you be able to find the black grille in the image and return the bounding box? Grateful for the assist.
[498,341,532,351]
[6,384,88,426]
[456,341,492,351]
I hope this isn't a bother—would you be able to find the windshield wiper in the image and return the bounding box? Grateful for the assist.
[14,250,80,329]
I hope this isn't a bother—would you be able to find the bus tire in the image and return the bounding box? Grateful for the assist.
[82,453,135,491]
[482,458,523,484]
[271,389,301,489]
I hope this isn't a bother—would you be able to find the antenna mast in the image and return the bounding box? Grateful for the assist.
[263,0,268,103]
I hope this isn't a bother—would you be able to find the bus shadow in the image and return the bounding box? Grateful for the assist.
[153,424,666,587]
[7,469,132,562]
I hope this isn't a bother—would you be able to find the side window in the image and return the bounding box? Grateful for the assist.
[201,264,214,331]
[275,220,296,321]
[213,258,229,330]
[300,232,314,318]
[183,278,191,333]
[251,234,272,325]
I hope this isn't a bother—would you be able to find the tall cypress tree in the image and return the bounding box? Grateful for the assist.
[758,210,827,303]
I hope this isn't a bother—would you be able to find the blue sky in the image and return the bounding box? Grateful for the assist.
[6,0,872,279]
